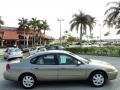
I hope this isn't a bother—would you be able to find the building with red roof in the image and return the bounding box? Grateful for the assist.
[0,26,53,47]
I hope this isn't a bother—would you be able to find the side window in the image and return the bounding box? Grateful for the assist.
[58,54,78,65]
[30,54,56,65]
[43,55,55,65]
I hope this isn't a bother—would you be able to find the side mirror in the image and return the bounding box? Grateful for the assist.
[76,61,82,65]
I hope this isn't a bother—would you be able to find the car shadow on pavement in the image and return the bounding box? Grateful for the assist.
[0,80,114,90]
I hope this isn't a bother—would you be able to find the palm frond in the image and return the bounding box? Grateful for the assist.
[70,22,77,31]
[105,7,120,15]
[116,30,120,35]
[106,1,120,6]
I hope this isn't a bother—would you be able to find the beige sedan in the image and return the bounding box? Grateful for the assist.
[4,50,118,89]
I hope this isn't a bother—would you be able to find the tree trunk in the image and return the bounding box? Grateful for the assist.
[24,30,26,46]
[32,30,34,47]
[80,24,82,46]
[33,29,36,46]
[39,37,41,45]
[44,30,45,34]
[26,35,29,48]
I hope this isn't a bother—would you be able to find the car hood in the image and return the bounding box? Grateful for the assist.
[89,59,113,67]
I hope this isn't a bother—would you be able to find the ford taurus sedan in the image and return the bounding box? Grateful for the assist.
[4,50,118,89]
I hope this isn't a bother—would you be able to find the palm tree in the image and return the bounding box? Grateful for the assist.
[103,19,113,38]
[18,18,29,47]
[115,18,120,35]
[42,20,50,35]
[42,20,50,45]
[105,1,120,34]
[70,11,96,45]
[37,20,43,45]
[0,16,4,28]
[29,17,39,46]
[105,1,120,23]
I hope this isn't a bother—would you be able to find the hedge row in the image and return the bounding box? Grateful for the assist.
[66,46,120,56]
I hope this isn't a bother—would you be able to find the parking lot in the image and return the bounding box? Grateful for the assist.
[0,55,120,90]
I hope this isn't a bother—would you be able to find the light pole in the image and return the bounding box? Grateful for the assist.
[99,24,102,47]
[57,18,64,45]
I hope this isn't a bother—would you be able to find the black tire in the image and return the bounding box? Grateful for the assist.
[89,71,107,87]
[19,74,37,89]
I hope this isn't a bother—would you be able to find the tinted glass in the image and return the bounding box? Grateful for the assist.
[31,54,56,65]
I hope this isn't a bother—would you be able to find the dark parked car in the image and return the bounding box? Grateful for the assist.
[18,45,29,53]
[48,45,65,50]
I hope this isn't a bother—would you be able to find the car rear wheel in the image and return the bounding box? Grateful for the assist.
[89,72,106,87]
[20,74,36,89]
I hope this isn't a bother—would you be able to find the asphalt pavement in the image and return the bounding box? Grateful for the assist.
[0,55,119,90]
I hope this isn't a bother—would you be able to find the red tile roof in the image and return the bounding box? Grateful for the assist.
[3,31,19,40]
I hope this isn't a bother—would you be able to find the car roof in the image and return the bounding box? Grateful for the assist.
[8,47,19,50]
[28,50,69,58]
[43,50,68,53]
[31,46,45,48]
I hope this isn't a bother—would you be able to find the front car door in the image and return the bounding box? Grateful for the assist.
[57,54,87,80]
[30,54,58,81]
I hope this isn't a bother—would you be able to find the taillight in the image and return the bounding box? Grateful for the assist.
[6,64,10,70]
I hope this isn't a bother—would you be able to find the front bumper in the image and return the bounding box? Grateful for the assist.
[107,70,118,80]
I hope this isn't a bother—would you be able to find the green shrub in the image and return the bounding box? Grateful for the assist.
[66,46,120,56]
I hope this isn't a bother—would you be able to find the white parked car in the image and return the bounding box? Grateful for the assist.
[4,47,23,61]
[29,46,46,55]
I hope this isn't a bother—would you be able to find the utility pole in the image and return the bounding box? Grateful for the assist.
[57,19,64,45]
[99,24,102,47]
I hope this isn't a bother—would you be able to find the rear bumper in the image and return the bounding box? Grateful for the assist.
[4,71,19,81]
[6,54,23,60]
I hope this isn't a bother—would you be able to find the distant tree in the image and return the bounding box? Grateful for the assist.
[18,17,29,46]
[89,33,95,40]
[70,11,96,46]
[29,17,39,46]
[42,20,50,35]
[67,35,76,44]
[37,20,43,45]
[63,30,70,39]
[103,19,114,38]
[0,16,4,28]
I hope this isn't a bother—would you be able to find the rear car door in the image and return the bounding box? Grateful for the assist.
[30,54,58,80]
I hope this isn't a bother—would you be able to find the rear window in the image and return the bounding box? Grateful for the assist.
[10,48,21,52]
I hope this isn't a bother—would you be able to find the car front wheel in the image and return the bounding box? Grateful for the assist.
[20,74,36,89]
[90,72,107,87]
